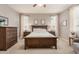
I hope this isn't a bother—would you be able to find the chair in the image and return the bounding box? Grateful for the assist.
[72,43,79,53]
[69,32,76,46]
[73,32,79,42]
[72,32,79,53]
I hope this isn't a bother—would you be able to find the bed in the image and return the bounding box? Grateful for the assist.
[24,25,57,49]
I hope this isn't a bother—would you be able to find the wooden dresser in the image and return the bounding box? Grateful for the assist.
[0,27,17,51]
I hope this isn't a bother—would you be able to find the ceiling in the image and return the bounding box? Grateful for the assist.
[8,4,72,14]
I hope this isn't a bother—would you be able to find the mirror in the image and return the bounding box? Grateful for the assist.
[0,16,8,26]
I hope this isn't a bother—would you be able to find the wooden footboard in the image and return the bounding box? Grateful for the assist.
[24,37,57,49]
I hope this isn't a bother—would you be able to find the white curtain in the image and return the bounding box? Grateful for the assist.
[21,15,29,38]
[50,15,58,36]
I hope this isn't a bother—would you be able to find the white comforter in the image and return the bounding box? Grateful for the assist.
[26,31,55,38]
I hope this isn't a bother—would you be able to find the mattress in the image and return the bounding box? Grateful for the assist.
[26,31,55,38]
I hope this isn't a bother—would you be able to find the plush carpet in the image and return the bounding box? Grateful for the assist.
[0,38,74,54]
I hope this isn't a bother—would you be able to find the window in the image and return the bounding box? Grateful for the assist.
[22,16,29,31]
[20,15,29,38]
[21,15,30,32]
[50,16,57,31]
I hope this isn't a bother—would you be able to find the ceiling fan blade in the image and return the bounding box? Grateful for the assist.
[33,4,46,8]
[33,4,37,7]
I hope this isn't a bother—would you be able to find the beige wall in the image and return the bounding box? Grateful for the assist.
[0,5,19,38]
[69,5,79,32]
[20,14,58,38]
[21,14,58,31]
[29,14,51,31]
[69,5,79,37]
[58,5,79,39]
[29,14,50,25]
[59,10,70,39]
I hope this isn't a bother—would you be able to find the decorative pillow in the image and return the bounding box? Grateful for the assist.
[33,28,46,32]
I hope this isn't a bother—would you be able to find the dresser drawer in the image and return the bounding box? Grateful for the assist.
[6,40,17,49]
[6,37,17,43]
[6,32,17,37]
[0,27,17,50]
[6,28,17,32]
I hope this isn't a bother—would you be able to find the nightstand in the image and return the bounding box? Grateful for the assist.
[23,31,31,37]
[49,31,56,36]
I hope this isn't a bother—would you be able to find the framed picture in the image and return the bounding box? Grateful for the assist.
[0,16,8,26]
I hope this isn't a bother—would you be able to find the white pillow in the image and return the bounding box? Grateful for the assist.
[33,28,46,32]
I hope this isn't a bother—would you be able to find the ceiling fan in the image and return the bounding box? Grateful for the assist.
[33,4,46,8]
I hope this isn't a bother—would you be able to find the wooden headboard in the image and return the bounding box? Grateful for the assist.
[31,25,48,31]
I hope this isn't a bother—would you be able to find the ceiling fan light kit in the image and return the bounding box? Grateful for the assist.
[33,4,46,8]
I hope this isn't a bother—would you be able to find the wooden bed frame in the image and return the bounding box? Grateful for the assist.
[24,25,57,49]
